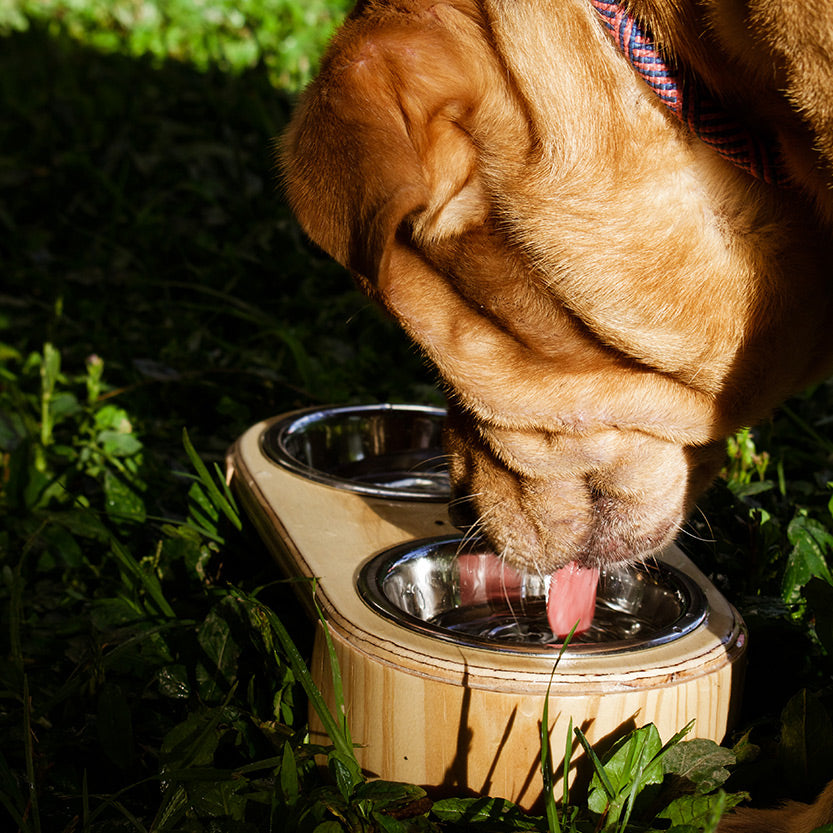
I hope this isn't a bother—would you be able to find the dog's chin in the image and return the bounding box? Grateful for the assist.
[444,413,725,575]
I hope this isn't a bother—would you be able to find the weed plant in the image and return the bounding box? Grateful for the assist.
[1,2,833,831]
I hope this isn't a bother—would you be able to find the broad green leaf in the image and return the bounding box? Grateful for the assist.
[657,790,745,832]
[98,429,142,457]
[353,779,427,809]
[160,534,208,579]
[49,390,80,424]
[94,403,133,433]
[587,724,664,819]
[151,785,189,833]
[197,604,241,685]
[38,522,83,568]
[157,664,191,700]
[730,730,759,765]
[186,776,247,820]
[312,822,343,833]
[373,812,421,833]
[728,480,774,500]
[104,469,146,523]
[329,751,357,801]
[430,796,539,829]
[19,453,51,510]
[52,507,109,540]
[90,597,144,631]
[662,739,735,794]
[362,783,434,831]
[779,689,833,797]
[280,741,299,806]
[782,513,833,603]
[160,708,226,772]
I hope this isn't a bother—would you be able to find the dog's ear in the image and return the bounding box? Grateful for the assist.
[280,7,486,289]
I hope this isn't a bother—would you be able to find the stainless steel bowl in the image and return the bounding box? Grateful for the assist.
[261,404,450,500]
[358,537,708,655]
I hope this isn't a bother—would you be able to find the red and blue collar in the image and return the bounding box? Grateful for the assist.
[589,0,787,187]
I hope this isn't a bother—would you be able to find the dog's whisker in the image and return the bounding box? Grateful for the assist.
[448,490,482,509]
[672,506,716,545]
[503,549,524,627]
[454,519,482,556]
[410,453,450,473]
[676,524,716,544]
[456,501,496,553]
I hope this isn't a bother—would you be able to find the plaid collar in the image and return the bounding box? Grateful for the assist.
[589,0,787,187]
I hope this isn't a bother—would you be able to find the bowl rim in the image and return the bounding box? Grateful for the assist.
[357,535,709,656]
[260,402,449,501]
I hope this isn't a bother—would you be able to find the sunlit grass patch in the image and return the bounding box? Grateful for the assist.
[0,0,352,89]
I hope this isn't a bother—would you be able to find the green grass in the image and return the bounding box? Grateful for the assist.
[0,0,352,90]
[1,2,833,830]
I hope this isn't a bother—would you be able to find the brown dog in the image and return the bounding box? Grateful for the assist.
[282,0,833,826]
[282,0,833,577]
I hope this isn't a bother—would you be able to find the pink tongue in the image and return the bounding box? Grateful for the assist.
[456,554,600,640]
[546,562,600,638]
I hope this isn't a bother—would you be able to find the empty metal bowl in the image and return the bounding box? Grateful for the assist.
[261,403,450,500]
[358,536,708,655]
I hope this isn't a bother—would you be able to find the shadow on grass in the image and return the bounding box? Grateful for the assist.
[0,19,437,457]
[0,18,441,831]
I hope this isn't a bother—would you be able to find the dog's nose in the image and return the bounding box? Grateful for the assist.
[449,491,479,531]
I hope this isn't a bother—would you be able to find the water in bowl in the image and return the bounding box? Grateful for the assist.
[360,539,707,654]
[430,595,657,645]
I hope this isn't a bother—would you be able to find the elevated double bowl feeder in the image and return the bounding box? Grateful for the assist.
[228,404,746,808]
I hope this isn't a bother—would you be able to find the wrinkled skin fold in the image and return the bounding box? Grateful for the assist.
[280,0,833,577]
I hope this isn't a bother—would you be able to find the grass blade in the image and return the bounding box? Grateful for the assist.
[540,688,560,833]
[311,583,353,752]
[574,726,616,802]
[539,625,579,833]
[182,427,242,531]
[252,595,360,775]
[108,537,175,618]
[654,719,695,763]
[22,675,41,833]
[563,716,573,809]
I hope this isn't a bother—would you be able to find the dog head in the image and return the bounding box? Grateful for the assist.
[281,0,833,574]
